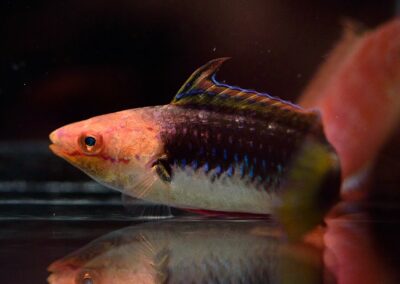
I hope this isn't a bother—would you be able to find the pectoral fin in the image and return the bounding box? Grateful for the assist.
[152,156,172,183]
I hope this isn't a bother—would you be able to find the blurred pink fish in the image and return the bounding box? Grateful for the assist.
[299,18,400,199]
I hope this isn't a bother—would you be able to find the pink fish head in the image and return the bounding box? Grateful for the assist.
[49,108,166,197]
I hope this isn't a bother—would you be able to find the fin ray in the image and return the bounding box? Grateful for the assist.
[172,58,319,126]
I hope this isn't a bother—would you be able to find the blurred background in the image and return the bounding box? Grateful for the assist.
[0,0,396,140]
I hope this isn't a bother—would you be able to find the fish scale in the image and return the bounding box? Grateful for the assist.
[159,105,303,192]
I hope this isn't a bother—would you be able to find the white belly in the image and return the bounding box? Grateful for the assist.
[164,166,279,214]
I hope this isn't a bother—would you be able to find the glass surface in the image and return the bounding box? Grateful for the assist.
[2,206,400,283]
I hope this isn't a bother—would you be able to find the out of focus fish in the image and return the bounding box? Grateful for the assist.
[47,220,324,284]
[299,18,400,199]
[49,58,340,224]
[324,208,395,284]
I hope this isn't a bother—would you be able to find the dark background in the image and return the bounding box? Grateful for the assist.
[0,0,396,140]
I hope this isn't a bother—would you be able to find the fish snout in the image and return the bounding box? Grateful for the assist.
[49,128,67,156]
[49,129,58,145]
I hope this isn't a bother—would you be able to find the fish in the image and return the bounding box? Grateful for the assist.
[47,220,325,284]
[324,208,394,284]
[49,58,340,221]
[299,18,400,199]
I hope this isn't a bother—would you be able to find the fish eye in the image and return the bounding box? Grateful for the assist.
[76,270,98,284]
[85,136,96,147]
[79,133,103,155]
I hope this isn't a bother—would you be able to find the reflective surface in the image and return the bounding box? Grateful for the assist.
[48,220,284,284]
[1,201,400,283]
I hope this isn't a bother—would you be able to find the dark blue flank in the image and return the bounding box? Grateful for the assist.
[167,137,285,189]
[159,107,298,192]
[176,151,280,184]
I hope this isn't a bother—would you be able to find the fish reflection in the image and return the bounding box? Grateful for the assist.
[324,203,400,284]
[48,220,324,284]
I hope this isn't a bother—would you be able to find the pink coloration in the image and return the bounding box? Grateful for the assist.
[324,212,392,284]
[49,108,165,199]
[47,221,285,284]
[299,18,400,198]
[182,208,270,219]
[49,109,161,164]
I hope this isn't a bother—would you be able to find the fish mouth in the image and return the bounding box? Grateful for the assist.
[49,130,87,167]
[49,130,69,159]
[49,143,63,156]
[49,130,61,155]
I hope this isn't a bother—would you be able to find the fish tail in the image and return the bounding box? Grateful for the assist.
[277,137,341,240]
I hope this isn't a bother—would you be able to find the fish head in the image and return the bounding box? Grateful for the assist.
[47,229,162,284]
[49,108,165,196]
[48,256,156,284]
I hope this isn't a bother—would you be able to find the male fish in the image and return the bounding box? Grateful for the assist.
[49,58,340,219]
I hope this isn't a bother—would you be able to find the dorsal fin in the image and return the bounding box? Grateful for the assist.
[173,57,231,101]
[172,58,320,128]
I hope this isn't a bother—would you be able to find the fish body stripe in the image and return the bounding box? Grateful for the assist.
[158,106,310,192]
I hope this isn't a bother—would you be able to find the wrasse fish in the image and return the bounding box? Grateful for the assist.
[49,58,340,220]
